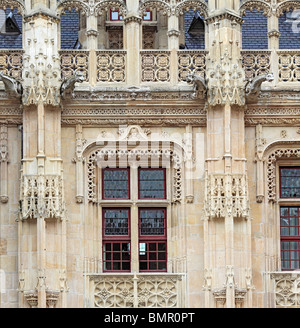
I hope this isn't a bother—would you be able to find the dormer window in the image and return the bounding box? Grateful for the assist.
[187,12,205,36]
[0,11,21,35]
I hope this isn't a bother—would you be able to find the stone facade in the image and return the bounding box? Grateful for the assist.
[1,0,300,308]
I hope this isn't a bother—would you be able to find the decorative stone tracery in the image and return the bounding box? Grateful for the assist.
[266,146,300,203]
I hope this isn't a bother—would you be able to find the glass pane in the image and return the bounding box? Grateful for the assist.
[103,169,129,199]
[140,262,147,270]
[140,209,165,235]
[149,262,157,270]
[139,169,165,199]
[158,262,167,270]
[280,168,300,197]
[104,209,129,235]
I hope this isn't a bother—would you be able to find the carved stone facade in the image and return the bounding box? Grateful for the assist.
[1,0,300,309]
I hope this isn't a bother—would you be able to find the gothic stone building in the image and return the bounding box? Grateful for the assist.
[1,0,300,309]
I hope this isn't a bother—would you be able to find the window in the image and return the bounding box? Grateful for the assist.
[279,167,300,270]
[139,208,167,272]
[143,11,152,21]
[280,207,300,270]
[102,208,131,272]
[110,10,123,21]
[102,168,130,199]
[280,167,300,198]
[138,168,166,199]
[101,167,168,273]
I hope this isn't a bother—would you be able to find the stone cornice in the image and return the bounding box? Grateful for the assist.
[206,9,243,25]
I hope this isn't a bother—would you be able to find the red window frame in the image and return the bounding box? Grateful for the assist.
[110,9,123,21]
[138,168,166,200]
[280,206,300,271]
[102,208,131,272]
[102,168,130,200]
[138,208,167,272]
[279,166,300,198]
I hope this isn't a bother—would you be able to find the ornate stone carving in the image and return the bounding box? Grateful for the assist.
[141,51,170,82]
[240,0,272,17]
[266,147,300,202]
[271,272,300,307]
[205,173,250,219]
[178,50,207,83]
[186,72,207,99]
[241,50,271,81]
[91,273,184,308]
[60,71,84,99]
[60,50,89,82]
[46,290,60,308]
[24,291,38,308]
[0,124,8,203]
[245,73,274,102]
[0,72,23,99]
[97,51,126,82]
[278,51,300,82]
[19,174,66,220]
[207,49,245,107]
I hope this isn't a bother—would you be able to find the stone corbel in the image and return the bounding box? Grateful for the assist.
[24,291,38,308]
[46,290,60,308]
[0,125,8,203]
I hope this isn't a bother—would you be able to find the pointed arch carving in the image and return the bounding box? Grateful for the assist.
[56,0,90,16]
[276,0,300,17]
[139,0,171,17]
[175,0,209,18]
[239,0,272,17]
[94,0,127,17]
[0,0,25,15]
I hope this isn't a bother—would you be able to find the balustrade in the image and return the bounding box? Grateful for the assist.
[86,273,185,308]
[0,49,23,80]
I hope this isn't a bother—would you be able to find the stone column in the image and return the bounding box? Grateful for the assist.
[168,13,179,85]
[19,5,67,308]
[203,4,251,307]
[124,0,141,86]
[267,8,280,85]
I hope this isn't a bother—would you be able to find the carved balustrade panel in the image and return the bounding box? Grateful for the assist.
[96,50,126,83]
[271,272,300,308]
[141,50,170,82]
[178,50,207,82]
[0,50,23,79]
[241,50,271,81]
[90,273,184,308]
[278,51,300,82]
[60,50,89,81]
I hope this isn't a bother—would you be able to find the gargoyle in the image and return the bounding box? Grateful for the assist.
[186,73,207,99]
[60,71,84,99]
[0,71,23,98]
[245,73,274,101]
